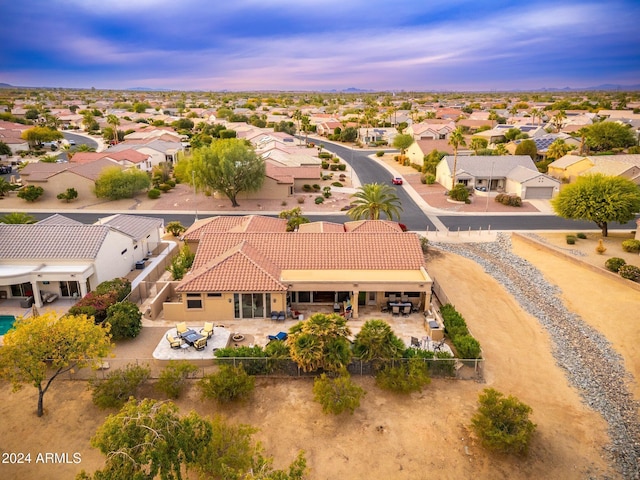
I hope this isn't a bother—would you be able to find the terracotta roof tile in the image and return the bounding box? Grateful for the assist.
[344,220,403,232]
[0,225,109,259]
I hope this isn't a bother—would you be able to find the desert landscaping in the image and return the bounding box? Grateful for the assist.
[1,230,638,480]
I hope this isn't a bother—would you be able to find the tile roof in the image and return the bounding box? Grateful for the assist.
[192,232,425,271]
[97,214,163,241]
[297,221,345,233]
[444,155,536,177]
[344,220,403,233]
[36,214,83,226]
[183,215,287,241]
[176,241,285,292]
[0,225,109,259]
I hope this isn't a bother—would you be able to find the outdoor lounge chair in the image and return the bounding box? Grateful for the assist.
[166,333,182,349]
[267,331,288,342]
[176,322,188,336]
[277,311,285,321]
[200,322,214,339]
[410,336,421,348]
[194,337,207,351]
[270,310,279,320]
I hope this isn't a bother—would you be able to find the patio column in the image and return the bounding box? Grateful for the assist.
[79,278,88,298]
[351,291,359,319]
[31,281,43,308]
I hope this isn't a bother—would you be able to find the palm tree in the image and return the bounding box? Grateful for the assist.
[0,178,13,197]
[107,114,120,145]
[352,319,405,362]
[552,111,567,133]
[546,139,573,160]
[347,183,403,221]
[530,108,542,125]
[448,127,466,189]
[0,212,37,224]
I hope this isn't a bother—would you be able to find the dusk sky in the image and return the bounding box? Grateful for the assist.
[2,0,639,92]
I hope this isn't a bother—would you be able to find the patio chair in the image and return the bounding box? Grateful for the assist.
[270,310,279,320]
[200,322,214,339]
[267,331,288,342]
[410,336,421,348]
[391,305,400,316]
[194,336,208,351]
[176,322,188,336]
[277,311,286,321]
[389,294,398,303]
[402,305,411,316]
[433,338,446,352]
[412,301,422,314]
[166,333,182,349]
[401,295,409,303]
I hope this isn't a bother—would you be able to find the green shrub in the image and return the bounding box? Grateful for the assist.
[312,184,321,191]
[90,363,151,409]
[449,184,469,202]
[508,195,522,207]
[147,188,161,199]
[318,152,332,159]
[313,373,366,415]
[155,361,199,399]
[95,278,131,301]
[198,364,255,404]
[376,150,384,157]
[424,174,436,185]
[471,388,536,455]
[315,196,324,204]
[566,235,576,245]
[158,183,172,192]
[331,182,343,187]
[166,179,176,187]
[321,161,329,169]
[576,232,587,239]
[338,164,346,171]
[453,335,482,359]
[329,164,340,171]
[215,345,270,375]
[302,184,312,192]
[622,239,640,253]
[375,358,431,394]
[605,257,626,273]
[619,264,640,282]
[105,301,142,340]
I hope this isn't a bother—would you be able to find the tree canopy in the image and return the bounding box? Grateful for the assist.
[287,313,352,372]
[583,121,637,152]
[0,312,112,416]
[191,138,265,207]
[514,139,538,160]
[347,183,403,221]
[393,133,414,156]
[551,173,640,236]
[94,166,151,200]
[352,319,406,362]
[20,126,63,149]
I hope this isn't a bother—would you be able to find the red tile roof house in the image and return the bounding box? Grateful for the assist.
[162,216,433,324]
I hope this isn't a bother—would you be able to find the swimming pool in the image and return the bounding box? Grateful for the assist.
[0,315,16,335]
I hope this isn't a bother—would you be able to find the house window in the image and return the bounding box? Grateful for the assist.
[10,282,32,297]
[186,293,202,309]
[207,293,222,297]
[233,293,271,319]
[59,281,80,297]
[458,179,469,186]
[296,291,311,303]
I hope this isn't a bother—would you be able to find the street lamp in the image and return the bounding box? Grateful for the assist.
[485,161,494,212]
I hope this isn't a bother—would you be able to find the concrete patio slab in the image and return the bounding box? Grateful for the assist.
[152,326,232,360]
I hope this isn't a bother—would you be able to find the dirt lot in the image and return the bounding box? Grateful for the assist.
[3,232,638,480]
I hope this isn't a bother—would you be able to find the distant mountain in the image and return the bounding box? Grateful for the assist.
[126,87,172,91]
[538,83,640,92]
[0,83,13,88]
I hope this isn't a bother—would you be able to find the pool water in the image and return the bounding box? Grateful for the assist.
[0,315,16,335]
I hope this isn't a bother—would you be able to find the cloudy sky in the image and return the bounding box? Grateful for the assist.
[2,0,639,92]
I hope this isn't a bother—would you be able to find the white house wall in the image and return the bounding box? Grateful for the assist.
[93,231,140,284]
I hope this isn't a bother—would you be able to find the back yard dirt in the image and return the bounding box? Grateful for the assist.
[1,233,638,479]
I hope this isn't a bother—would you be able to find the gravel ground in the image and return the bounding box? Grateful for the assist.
[432,233,640,480]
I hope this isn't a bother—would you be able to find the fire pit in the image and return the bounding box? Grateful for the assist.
[232,333,245,342]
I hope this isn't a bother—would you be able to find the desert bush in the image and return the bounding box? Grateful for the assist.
[471,388,536,455]
[215,345,270,375]
[198,364,255,404]
[315,196,324,204]
[165,220,186,237]
[619,264,640,282]
[155,361,199,399]
[105,301,142,339]
[508,195,522,207]
[605,257,626,272]
[449,184,469,202]
[96,278,131,301]
[453,334,482,359]
[576,232,587,239]
[147,188,161,199]
[622,239,640,253]
[158,183,172,192]
[302,184,312,192]
[424,174,436,185]
[312,184,321,191]
[313,373,366,415]
[318,151,332,159]
[566,235,576,245]
[297,196,305,204]
[331,182,343,187]
[376,150,384,157]
[321,161,329,169]
[375,358,431,394]
[90,363,151,409]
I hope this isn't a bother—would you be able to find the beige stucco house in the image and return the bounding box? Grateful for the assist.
[162,216,432,324]
[548,154,640,184]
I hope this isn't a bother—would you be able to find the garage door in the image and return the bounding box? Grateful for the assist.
[524,187,554,199]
